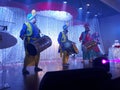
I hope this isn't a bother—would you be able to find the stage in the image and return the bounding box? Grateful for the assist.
[0,57,120,90]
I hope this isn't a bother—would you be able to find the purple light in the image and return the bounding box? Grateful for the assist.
[102,59,107,64]
[109,59,120,62]
[102,59,120,64]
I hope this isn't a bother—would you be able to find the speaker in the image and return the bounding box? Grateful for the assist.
[110,77,120,89]
[92,56,110,72]
[102,77,120,90]
[39,68,111,90]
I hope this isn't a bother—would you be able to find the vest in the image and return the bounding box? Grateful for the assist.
[25,22,33,36]
[61,32,67,42]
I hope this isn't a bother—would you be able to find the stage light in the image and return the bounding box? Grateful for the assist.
[79,7,83,10]
[62,1,67,11]
[78,7,83,20]
[86,3,90,7]
[109,59,120,63]
[63,1,67,4]
[93,57,110,72]
[94,14,98,17]
[37,10,72,21]
[87,11,90,14]
[102,59,108,64]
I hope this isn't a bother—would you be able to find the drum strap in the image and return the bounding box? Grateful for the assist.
[26,37,38,43]
[61,32,67,42]
[25,22,33,37]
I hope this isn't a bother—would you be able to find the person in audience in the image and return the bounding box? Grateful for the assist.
[112,40,120,48]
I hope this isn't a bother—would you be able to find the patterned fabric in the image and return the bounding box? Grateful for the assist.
[91,32,102,56]
[79,31,94,60]
[20,22,40,43]
[25,22,33,36]
[20,22,41,66]
[57,30,69,65]
[79,31,102,60]
[79,31,92,45]
[57,31,68,52]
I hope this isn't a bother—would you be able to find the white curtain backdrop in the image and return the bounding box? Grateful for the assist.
[68,24,84,57]
[0,7,26,64]
[0,6,104,64]
[88,18,105,54]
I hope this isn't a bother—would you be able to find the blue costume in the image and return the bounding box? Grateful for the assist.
[57,24,69,66]
[20,12,42,75]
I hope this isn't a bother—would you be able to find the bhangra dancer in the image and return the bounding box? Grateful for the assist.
[79,24,103,63]
[20,9,42,75]
[79,23,94,63]
[57,24,70,67]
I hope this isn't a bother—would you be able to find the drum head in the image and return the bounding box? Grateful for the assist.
[27,43,37,56]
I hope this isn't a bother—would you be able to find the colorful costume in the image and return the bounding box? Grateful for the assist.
[57,25,69,66]
[79,24,102,62]
[20,11,42,75]
[79,31,93,62]
[91,32,102,57]
[79,24,94,62]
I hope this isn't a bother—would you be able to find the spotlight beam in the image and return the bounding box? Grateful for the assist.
[101,59,120,64]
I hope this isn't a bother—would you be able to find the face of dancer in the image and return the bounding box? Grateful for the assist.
[85,27,90,33]
[64,29,68,34]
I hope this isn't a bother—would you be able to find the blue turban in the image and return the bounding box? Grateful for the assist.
[63,25,68,30]
[27,13,35,21]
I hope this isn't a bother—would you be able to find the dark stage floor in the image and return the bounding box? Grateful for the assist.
[0,57,120,90]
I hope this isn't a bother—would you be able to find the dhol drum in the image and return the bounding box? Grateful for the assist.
[27,35,52,56]
[84,40,97,50]
[63,40,79,55]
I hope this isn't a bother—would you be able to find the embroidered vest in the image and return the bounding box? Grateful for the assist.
[61,32,67,42]
[25,22,33,36]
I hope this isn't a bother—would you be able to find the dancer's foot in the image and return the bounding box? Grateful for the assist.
[34,67,43,72]
[22,68,29,75]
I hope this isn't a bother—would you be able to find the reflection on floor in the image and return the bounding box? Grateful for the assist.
[0,57,120,90]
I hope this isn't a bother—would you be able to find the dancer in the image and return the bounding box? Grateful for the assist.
[79,23,94,63]
[20,9,42,75]
[57,24,70,67]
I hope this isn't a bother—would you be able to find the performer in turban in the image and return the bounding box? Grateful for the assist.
[79,23,93,63]
[20,9,42,75]
[57,24,70,67]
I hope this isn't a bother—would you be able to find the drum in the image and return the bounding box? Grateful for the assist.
[27,35,52,56]
[72,43,79,54]
[84,40,97,50]
[63,40,79,55]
